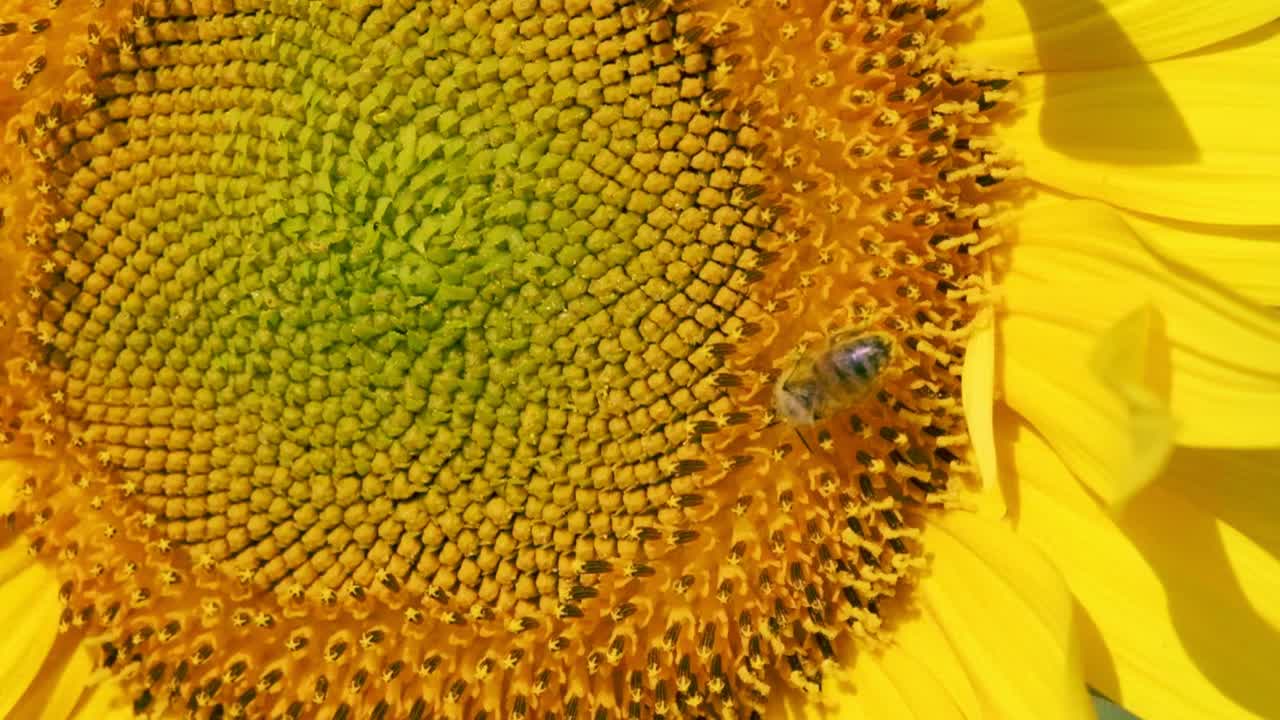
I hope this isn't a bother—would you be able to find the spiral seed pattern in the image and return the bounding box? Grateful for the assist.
[1,0,1015,717]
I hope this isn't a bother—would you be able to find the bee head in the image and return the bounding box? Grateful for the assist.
[773,379,819,426]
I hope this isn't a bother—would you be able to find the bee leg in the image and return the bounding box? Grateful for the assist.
[779,361,798,389]
[793,427,814,454]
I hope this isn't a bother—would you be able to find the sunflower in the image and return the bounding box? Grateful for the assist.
[1,0,1277,718]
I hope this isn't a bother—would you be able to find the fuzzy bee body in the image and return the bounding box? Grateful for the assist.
[774,332,894,425]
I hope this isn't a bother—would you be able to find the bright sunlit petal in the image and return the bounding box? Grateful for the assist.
[1002,407,1280,720]
[965,0,1280,72]
[1006,30,1280,225]
[921,511,1095,720]
[1005,201,1280,452]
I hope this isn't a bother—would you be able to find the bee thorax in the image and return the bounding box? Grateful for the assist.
[775,332,894,425]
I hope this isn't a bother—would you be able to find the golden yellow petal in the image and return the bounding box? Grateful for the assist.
[1000,315,1175,507]
[1021,182,1280,307]
[964,0,1280,72]
[815,611,981,720]
[1004,200,1280,454]
[10,640,96,720]
[64,676,136,720]
[919,510,1094,720]
[1006,29,1280,224]
[1002,406,1280,719]
[1122,212,1280,307]
[0,551,64,719]
[0,459,24,516]
[961,310,1006,517]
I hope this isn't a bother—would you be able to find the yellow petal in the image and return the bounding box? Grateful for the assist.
[1000,329,1172,507]
[1148,447,1280,652]
[1089,306,1180,495]
[1005,201,1280,451]
[1006,29,1280,225]
[0,458,23,516]
[1023,182,1280,307]
[964,0,1279,72]
[10,639,96,720]
[0,550,64,719]
[1002,407,1280,719]
[65,676,135,720]
[822,645,969,719]
[0,542,30,587]
[1001,297,1176,507]
[920,510,1094,720]
[806,608,981,719]
[1121,212,1280,307]
[1157,446,1280,557]
[961,308,1004,516]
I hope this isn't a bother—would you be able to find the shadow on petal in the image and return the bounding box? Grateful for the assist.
[1160,448,1280,565]
[1019,0,1199,165]
[1120,450,1280,719]
[1073,598,1121,701]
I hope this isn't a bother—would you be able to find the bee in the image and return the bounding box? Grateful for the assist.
[774,331,894,428]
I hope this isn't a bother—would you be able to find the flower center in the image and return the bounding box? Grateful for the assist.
[1,0,1012,717]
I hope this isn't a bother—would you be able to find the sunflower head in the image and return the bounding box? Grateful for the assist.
[1,0,1015,717]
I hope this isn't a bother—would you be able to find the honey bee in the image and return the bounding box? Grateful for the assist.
[774,331,894,428]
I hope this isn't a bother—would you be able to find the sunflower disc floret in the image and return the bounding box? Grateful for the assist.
[0,0,1014,717]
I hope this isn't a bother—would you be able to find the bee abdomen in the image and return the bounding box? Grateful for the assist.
[815,333,893,403]
[775,332,894,425]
